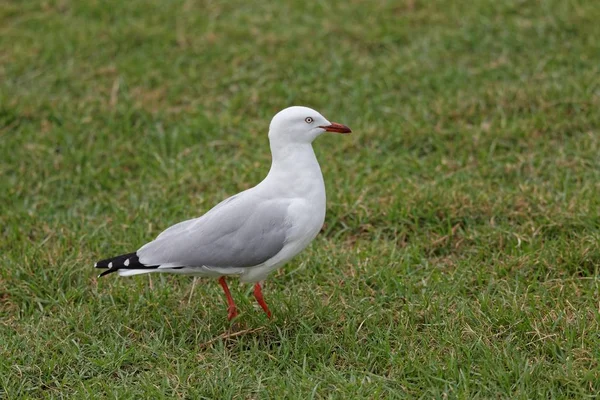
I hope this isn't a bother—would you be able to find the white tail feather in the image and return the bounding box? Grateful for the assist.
[118,269,156,277]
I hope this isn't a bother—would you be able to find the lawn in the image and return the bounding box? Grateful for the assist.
[1,0,600,398]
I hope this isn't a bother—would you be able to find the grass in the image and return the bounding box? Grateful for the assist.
[1,0,600,397]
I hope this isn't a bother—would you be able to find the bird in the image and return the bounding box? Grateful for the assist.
[94,106,351,320]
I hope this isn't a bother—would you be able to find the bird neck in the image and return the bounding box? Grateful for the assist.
[263,141,324,194]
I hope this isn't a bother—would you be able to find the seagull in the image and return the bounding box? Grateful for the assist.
[94,106,351,320]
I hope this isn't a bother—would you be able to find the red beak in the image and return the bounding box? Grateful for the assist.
[319,122,352,134]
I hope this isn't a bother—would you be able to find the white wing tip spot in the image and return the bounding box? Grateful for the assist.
[124,259,130,266]
[108,262,113,268]
[94,262,98,268]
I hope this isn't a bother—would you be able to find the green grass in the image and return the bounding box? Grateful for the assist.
[2,0,600,397]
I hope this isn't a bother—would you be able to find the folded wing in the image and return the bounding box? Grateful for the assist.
[137,193,291,269]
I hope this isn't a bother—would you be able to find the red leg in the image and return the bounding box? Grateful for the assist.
[253,282,272,319]
[218,277,238,320]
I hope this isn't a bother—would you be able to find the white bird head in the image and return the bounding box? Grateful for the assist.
[268,106,351,144]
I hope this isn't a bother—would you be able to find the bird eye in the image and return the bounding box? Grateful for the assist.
[305,117,314,124]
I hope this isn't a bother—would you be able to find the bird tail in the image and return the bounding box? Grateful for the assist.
[94,252,157,277]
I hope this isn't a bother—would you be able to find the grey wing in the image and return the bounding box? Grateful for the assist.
[137,193,291,269]
[152,192,244,241]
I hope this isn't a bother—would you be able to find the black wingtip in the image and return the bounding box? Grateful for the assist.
[95,252,137,277]
[95,252,158,277]
[98,269,118,277]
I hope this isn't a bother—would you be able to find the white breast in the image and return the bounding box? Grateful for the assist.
[239,198,324,282]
